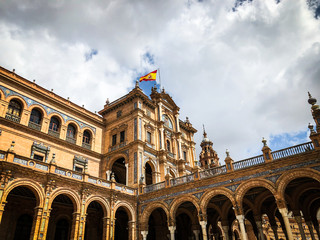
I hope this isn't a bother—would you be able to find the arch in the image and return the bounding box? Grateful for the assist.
[66,122,78,140]
[114,201,136,222]
[48,112,65,125]
[200,187,236,214]
[48,115,62,134]
[169,195,200,222]
[0,88,5,100]
[29,104,48,118]
[49,188,81,213]
[6,95,28,110]
[65,120,81,133]
[107,153,129,171]
[82,129,92,146]
[276,168,320,200]
[162,114,173,129]
[82,127,95,137]
[144,158,157,173]
[3,178,45,207]
[85,195,110,217]
[140,202,169,225]
[29,107,43,127]
[169,168,177,179]
[235,178,277,207]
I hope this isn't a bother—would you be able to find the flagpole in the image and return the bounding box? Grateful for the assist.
[158,68,162,90]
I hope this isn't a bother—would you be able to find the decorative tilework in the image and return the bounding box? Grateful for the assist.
[0,154,4,159]
[312,166,320,171]
[193,192,204,199]
[0,85,96,133]
[226,184,240,192]
[164,198,174,206]
[266,174,281,183]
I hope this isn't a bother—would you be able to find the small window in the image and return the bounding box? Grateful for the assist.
[183,151,187,161]
[166,140,171,152]
[30,108,42,125]
[33,154,44,161]
[147,132,152,143]
[112,134,117,146]
[83,130,91,144]
[117,110,122,118]
[134,102,137,109]
[74,166,83,173]
[49,117,60,132]
[120,131,125,143]
[7,99,22,117]
[67,124,76,139]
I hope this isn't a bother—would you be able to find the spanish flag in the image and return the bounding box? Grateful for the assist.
[139,70,157,82]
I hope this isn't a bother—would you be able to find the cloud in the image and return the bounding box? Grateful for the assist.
[0,0,319,163]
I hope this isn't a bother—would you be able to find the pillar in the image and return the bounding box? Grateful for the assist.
[306,221,316,240]
[103,217,110,240]
[200,221,208,240]
[294,215,306,240]
[278,208,293,240]
[70,212,81,240]
[222,225,230,240]
[125,163,128,186]
[193,230,200,240]
[169,226,176,240]
[236,215,248,240]
[128,221,136,240]
[255,220,265,240]
[30,207,43,240]
[160,127,165,150]
[141,230,148,240]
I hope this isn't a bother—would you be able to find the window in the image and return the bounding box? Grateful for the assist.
[162,114,173,129]
[183,151,187,161]
[112,134,117,146]
[166,140,171,152]
[49,117,60,132]
[83,130,91,144]
[33,154,44,161]
[147,131,152,143]
[134,102,137,109]
[7,99,22,117]
[67,124,76,139]
[120,131,125,143]
[29,108,42,125]
[74,166,83,173]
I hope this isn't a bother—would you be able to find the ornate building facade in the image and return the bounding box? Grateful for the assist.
[0,65,320,240]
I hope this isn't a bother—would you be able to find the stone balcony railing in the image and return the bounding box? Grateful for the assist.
[143,141,315,193]
[0,150,136,196]
[28,121,41,131]
[5,113,21,123]
[108,141,127,152]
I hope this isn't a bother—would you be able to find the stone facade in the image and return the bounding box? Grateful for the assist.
[0,65,320,240]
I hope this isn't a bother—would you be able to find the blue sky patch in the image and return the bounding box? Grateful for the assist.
[85,49,98,61]
[269,131,309,151]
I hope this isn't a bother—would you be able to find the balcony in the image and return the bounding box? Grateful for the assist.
[5,113,21,123]
[66,136,76,144]
[82,142,91,150]
[28,121,41,131]
[108,141,127,152]
[48,129,60,138]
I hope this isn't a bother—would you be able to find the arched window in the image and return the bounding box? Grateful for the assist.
[29,108,42,130]
[66,124,77,144]
[82,130,91,149]
[166,140,171,152]
[49,117,60,138]
[162,114,173,129]
[6,99,22,122]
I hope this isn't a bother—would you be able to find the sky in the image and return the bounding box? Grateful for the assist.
[0,0,319,163]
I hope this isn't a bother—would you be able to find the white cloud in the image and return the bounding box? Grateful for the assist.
[0,0,319,162]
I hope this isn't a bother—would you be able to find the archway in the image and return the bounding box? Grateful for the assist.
[147,207,168,240]
[85,201,104,240]
[111,158,126,185]
[47,194,75,240]
[145,162,153,185]
[0,186,37,240]
[175,201,200,240]
[114,206,129,240]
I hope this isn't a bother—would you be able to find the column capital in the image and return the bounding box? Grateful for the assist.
[168,225,176,231]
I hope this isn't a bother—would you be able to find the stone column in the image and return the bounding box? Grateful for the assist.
[200,221,208,240]
[70,212,81,240]
[30,207,43,240]
[278,208,293,240]
[141,230,148,240]
[103,217,110,240]
[306,221,316,240]
[160,127,165,150]
[236,215,248,240]
[169,226,176,240]
[255,220,265,240]
[128,221,135,240]
[0,201,6,225]
[125,163,129,186]
[193,230,200,240]
[294,215,306,240]
[222,225,230,240]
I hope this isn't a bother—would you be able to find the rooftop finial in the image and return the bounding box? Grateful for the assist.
[262,137,267,147]
[135,80,140,88]
[226,149,230,157]
[308,92,317,106]
[203,124,207,138]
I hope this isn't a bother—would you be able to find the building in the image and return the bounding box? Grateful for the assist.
[0,65,319,240]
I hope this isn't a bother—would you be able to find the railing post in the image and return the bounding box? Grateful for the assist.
[5,141,15,162]
[165,173,171,188]
[224,150,234,172]
[261,138,273,162]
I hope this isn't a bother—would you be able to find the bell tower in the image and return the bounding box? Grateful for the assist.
[199,126,219,169]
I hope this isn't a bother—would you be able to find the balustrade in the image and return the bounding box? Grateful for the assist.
[144,181,166,193]
[233,155,265,170]
[5,113,21,123]
[271,142,314,160]
[28,121,41,131]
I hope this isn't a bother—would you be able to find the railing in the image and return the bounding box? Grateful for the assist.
[108,141,127,152]
[199,165,227,179]
[28,121,41,131]
[5,113,21,123]
[114,182,136,194]
[48,129,60,138]
[66,136,76,144]
[82,142,91,150]
[167,152,175,158]
[144,181,166,193]
[170,173,195,187]
[233,155,265,170]
[271,141,314,160]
